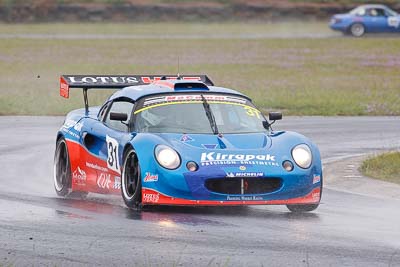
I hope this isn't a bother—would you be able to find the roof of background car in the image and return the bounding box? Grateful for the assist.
[108,82,250,102]
[356,4,389,9]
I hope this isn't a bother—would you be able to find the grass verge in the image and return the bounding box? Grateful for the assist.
[360,152,400,184]
[0,23,400,116]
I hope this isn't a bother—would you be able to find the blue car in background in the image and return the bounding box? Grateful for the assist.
[330,4,400,36]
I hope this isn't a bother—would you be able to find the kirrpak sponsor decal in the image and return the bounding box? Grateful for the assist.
[200,152,278,167]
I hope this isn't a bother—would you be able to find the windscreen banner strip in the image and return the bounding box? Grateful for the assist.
[135,94,249,114]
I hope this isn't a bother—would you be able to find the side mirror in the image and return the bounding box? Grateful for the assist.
[269,112,282,121]
[110,112,128,121]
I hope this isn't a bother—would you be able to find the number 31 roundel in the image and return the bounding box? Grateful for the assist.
[106,135,120,174]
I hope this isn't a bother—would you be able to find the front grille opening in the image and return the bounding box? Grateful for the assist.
[205,178,282,195]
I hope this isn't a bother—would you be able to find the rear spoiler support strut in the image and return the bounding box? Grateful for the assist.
[83,88,89,115]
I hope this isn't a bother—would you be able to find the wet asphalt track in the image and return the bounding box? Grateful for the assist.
[0,116,400,266]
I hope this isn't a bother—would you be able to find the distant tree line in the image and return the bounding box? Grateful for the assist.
[1,0,399,23]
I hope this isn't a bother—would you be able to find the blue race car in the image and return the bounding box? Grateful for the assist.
[54,75,322,212]
[330,4,400,37]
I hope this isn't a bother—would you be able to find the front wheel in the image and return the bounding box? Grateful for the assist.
[121,148,142,209]
[349,23,365,37]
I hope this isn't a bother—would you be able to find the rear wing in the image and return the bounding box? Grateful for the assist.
[60,74,214,114]
[59,75,214,98]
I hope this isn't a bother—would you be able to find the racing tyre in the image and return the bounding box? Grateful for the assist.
[286,203,319,213]
[53,138,72,196]
[349,23,365,37]
[121,148,142,209]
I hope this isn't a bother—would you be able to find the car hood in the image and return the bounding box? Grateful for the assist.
[133,130,319,179]
[154,132,272,150]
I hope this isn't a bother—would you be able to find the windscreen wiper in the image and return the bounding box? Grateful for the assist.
[201,94,219,135]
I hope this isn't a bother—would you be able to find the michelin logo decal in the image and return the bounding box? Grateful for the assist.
[226,172,263,178]
[200,152,278,167]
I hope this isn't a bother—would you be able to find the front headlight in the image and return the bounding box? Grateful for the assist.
[155,145,181,170]
[292,144,312,169]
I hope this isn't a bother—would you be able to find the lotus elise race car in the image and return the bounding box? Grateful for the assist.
[330,4,400,37]
[54,75,322,212]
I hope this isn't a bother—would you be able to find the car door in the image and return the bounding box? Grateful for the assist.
[83,99,135,194]
[364,8,390,32]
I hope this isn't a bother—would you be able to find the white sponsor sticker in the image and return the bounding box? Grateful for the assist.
[73,122,83,132]
[72,166,86,185]
[388,17,400,28]
[113,176,121,189]
[97,173,112,189]
[226,172,264,178]
[313,174,321,184]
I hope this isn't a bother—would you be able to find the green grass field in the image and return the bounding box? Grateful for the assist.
[0,23,400,116]
[360,152,400,184]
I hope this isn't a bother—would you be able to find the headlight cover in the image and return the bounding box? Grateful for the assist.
[292,144,312,169]
[155,145,181,170]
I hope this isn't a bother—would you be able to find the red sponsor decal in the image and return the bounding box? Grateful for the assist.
[140,76,201,84]
[165,94,226,102]
[143,193,160,203]
[60,76,69,98]
[144,172,158,182]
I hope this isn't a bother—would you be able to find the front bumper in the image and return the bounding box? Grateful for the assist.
[140,151,322,206]
[142,186,321,206]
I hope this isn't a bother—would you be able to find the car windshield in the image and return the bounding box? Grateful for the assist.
[350,6,398,16]
[350,7,366,16]
[134,94,267,134]
[385,7,398,16]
